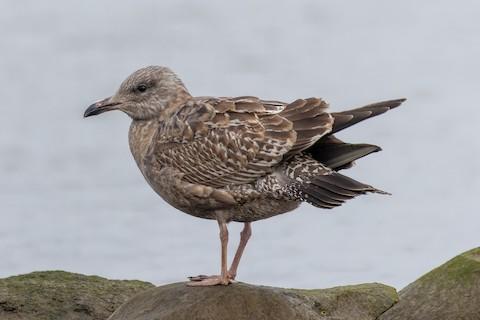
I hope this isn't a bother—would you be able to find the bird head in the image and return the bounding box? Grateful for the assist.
[84,66,190,120]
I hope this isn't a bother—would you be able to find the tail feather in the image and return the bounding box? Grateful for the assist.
[309,136,381,170]
[307,185,351,204]
[331,98,405,134]
[299,172,389,209]
[315,173,388,194]
[274,97,404,210]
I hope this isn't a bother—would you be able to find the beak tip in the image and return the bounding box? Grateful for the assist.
[84,98,120,118]
[83,104,99,118]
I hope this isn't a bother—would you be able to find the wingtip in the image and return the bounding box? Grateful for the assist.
[375,189,392,195]
[392,98,407,107]
[356,143,382,153]
[397,98,407,102]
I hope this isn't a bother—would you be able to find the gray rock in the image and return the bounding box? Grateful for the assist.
[5,248,478,320]
[0,271,154,320]
[108,282,398,320]
[380,247,480,320]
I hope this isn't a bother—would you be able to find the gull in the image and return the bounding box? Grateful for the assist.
[84,66,404,286]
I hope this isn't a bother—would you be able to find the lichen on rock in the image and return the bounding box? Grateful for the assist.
[108,281,398,320]
[0,271,154,320]
[380,247,480,320]
[2,247,479,320]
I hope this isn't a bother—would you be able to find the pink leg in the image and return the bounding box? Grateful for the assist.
[228,222,252,280]
[188,220,231,286]
[219,220,229,283]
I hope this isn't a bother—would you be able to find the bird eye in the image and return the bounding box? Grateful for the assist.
[136,84,148,92]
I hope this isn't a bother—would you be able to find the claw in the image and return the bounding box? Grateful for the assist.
[188,275,214,281]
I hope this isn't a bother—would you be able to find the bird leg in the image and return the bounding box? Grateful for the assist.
[188,220,232,286]
[228,222,251,280]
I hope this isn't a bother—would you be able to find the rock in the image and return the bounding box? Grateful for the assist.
[380,247,480,320]
[0,271,154,320]
[108,282,398,320]
[3,248,479,320]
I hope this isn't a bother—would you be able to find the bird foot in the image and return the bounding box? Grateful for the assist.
[187,274,233,286]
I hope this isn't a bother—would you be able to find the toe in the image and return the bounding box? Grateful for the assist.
[187,275,231,287]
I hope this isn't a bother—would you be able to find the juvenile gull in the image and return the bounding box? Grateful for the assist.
[84,66,404,286]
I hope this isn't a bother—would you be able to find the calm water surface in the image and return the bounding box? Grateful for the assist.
[1,1,479,289]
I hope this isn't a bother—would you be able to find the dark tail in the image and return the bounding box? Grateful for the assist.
[299,172,389,209]
[306,98,405,169]
[330,98,405,134]
[309,135,381,170]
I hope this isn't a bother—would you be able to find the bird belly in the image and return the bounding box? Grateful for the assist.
[227,199,301,222]
[140,165,300,222]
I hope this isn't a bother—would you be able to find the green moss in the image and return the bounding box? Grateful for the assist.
[463,247,480,261]
[291,283,397,301]
[109,281,399,320]
[282,283,398,319]
[2,272,401,320]
[415,248,480,288]
[380,248,480,319]
[0,271,154,320]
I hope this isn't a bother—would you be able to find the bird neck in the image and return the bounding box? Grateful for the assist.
[128,119,159,170]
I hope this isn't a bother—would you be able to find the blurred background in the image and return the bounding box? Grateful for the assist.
[1,0,479,289]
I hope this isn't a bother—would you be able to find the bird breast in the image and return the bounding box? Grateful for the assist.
[128,120,159,171]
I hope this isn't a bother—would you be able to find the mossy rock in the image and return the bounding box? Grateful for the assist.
[108,282,398,320]
[0,271,154,320]
[380,247,480,320]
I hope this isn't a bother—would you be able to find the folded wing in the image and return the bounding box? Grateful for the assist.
[145,97,299,188]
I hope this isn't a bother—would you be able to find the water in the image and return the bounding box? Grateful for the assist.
[1,0,479,289]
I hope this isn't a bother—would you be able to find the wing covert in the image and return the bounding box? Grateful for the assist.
[145,97,296,188]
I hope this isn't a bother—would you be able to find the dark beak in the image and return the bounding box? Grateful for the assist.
[84,97,121,118]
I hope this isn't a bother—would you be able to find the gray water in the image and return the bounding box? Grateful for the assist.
[1,0,479,289]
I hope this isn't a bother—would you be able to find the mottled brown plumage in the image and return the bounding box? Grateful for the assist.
[84,66,404,286]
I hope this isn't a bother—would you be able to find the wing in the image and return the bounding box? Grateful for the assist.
[279,97,334,157]
[145,96,297,188]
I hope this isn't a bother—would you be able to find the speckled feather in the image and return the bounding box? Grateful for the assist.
[120,67,404,222]
[145,96,334,189]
